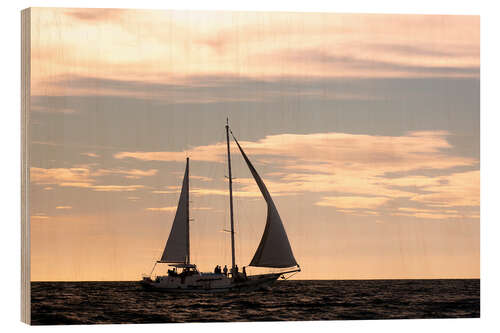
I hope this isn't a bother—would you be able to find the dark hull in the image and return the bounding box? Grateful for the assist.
[140,273,281,293]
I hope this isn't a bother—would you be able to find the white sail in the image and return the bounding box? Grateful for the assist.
[159,159,189,264]
[232,135,298,268]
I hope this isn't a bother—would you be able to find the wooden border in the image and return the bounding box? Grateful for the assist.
[21,7,31,325]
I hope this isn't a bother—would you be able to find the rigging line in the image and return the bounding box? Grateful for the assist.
[234,176,241,265]
[231,131,253,267]
[216,129,229,266]
[230,136,242,266]
[210,128,228,266]
[226,119,237,270]
[149,262,157,276]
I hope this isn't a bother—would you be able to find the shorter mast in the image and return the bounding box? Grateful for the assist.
[226,119,236,271]
[186,157,190,265]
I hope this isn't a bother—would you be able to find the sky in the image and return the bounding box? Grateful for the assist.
[29,8,479,281]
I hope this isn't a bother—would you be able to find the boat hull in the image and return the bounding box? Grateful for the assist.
[140,272,281,293]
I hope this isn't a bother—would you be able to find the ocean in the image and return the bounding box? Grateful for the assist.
[31,279,479,325]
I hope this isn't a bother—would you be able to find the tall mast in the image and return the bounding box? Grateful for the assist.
[225,118,236,271]
[186,157,190,265]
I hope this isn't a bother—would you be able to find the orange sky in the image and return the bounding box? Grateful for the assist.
[29,8,479,281]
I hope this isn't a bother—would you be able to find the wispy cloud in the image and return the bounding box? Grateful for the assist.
[35,74,385,103]
[31,213,50,221]
[31,105,77,114]
[192,188,260,198]
[116,130,476,175]
[316,196,390,210]
[146,206,177,212]
[367,43,478,58]
[87,185,144,192]
[283,49,478,78]
[31,166,152,192]
[31,167,93,185]
[31,9,478,97]
[55,206,72,210]
[192,207,213,211]
[146,205,214,212]
[409,170,479,207]
[188,175,213,182]
[152,187,261,198]
[117,130,478,217]
[94,168,158,179]
[81,152,99,158]
[391,206,467,220]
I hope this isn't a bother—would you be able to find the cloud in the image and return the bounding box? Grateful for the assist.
[35,73,479,107]
[31,105,77,114]
[55,206,72,210]
[410,170,479,207]
[189,175,213,182]
[316,196,390,210]
[31,166,157,184]
[117,130,478,216]
[152,187,261,198]
[116,130,476,179]
[146,207,177,212]
[35,74,386,104]
[114,144,226,163]
[368,43,478,58]
[116,130,473,171]
[191,188,260,198]
[398,207,459,214]
[192,207,213,211]
[283,49,478,78]
[31,214,49,220]
[31,166,150,192]
[31,9,478,98]
[81,152,99,158]
[147,205,213,213]
[391,206,470,219]
[55,182,144,192]
[94,168,158,179]
[87,185,144,192]
[392,211,465,220]
[31,167,93,185]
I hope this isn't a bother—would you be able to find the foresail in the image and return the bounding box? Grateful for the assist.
[160,159,189,263]
[232,135,298,268]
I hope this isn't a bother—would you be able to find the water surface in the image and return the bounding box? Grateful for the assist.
[31,279,480,325]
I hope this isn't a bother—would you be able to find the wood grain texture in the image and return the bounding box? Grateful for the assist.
[21,7,31,325]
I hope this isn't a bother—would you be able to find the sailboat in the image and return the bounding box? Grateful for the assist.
[140,120,300,292]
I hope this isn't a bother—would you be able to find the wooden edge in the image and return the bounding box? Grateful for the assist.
[21,7,31,325]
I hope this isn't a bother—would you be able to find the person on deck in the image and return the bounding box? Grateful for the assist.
[223,265,228,276]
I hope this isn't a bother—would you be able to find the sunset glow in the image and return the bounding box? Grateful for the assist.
[29,8,479,281]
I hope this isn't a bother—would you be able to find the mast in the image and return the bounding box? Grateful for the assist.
[186,157,190,265]
[225,118,236,271]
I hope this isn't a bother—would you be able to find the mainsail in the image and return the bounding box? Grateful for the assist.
[159,158,190,264]
[232,134,298,268]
